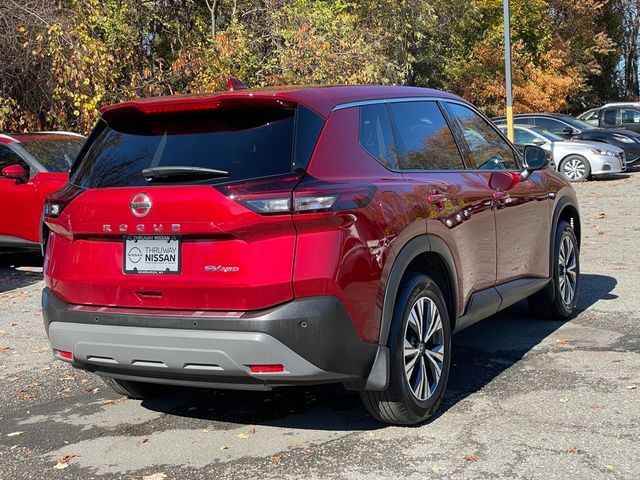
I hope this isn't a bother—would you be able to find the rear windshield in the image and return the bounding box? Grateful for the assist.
[21,138,85,172]
[71,105,323,189]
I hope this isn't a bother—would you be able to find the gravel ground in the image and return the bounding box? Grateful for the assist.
[0,172,639,480]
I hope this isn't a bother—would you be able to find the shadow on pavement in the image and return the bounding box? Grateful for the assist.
[138,273,617,429]
[0,253,43,293]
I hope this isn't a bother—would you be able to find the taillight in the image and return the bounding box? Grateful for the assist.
[293,176,375,213]
[215,174,304,214]
[44,183,84,218]
[215,174,375,215]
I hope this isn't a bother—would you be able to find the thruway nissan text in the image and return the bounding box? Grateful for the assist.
[43,85,581,425]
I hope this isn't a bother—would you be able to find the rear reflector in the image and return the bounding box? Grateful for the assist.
[249,364,285,373]
[57,350,73,360]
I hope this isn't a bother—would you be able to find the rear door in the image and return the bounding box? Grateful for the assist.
[386,100,498,319]
[45,103,325,312]
[444,102,551,284]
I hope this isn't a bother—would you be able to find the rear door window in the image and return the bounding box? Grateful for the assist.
[444,103,518,170]
[387,101,465,170]
[72,106,314,188]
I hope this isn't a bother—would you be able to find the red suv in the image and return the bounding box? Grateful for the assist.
[0,132,85,254]
[42,86,581,425]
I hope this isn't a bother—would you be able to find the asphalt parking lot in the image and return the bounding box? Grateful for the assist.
[1,172,639,480]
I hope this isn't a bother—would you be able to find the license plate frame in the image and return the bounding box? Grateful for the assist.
[123,235,181,275]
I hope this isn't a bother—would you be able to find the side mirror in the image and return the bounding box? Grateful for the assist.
[531,138,545,145]
[1,164,27,180]
[562,127,576,136]
[521,145,550,180]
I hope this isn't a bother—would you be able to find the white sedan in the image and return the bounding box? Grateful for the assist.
[499,125,626,182]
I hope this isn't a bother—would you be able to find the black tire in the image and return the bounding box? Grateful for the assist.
[560,155,591,182]
[360,273,452,425]
[528,220,580,319]
[101,377,174,399]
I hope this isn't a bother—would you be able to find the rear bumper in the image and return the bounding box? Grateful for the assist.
[42,288,377,390]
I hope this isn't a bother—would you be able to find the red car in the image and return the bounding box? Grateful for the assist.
[0,132,85,254]
[42,86,581,425]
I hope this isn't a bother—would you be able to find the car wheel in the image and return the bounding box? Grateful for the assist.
[360,273,451,425]
[101,377,174,399]
[528,220,580,319]
[560,155,591,182]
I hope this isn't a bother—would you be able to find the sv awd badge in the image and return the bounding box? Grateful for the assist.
[204,265,240,273]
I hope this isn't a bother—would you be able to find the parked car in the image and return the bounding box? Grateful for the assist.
[493,113,640,165]
[578,103,640,126]
[497,125,626,181]
[0,132,85,253]
[42,85,581,425]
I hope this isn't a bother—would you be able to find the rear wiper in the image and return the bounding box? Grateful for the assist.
[142,166,229,182]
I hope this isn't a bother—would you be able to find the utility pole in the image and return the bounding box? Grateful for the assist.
[503,0,514,142]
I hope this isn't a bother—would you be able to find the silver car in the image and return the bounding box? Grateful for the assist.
[499,125,626,182]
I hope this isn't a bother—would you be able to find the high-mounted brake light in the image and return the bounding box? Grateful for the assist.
[214,174,375,215]
[44,183,84,218]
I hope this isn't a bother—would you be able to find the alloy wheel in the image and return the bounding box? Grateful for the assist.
[563,158,587,181]
[558,235,577,305]
[403,297,444,401]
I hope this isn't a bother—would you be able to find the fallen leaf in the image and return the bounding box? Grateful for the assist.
[136,437,149,446]
[626,385,637,390]
[597,212,606,219]
[25,382,40,388]
[556,338,570,345]
[142,473,167,480]
[431,466,442,473]
[56,454,76,463]
[559,396,569,403]
[591,404,603,410]
[565,447,581,453]
[219,445,228,450]
[611,359,623,363]
[0,346,11,353]
[464,454,479,463]
[85,387,99,394]
[53,462,69,470]
[61,375,76,381]
[101,397,127,405]
[24,450,33,457]
[19,393,37,401]
[236,433,250,440]
[248,427,257,435]
[7,431,24,437]
[270,455,282,463]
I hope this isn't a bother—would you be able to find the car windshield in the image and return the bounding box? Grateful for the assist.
[21,138,85,172]
[557,115,596,130]
[533,129,564,141]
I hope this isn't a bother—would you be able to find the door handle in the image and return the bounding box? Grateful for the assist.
[427,194,447,209]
